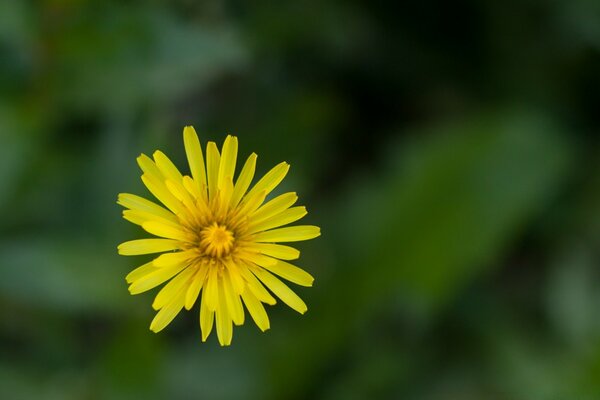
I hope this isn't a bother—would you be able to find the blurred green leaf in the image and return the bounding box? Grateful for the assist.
[265,109,573,399]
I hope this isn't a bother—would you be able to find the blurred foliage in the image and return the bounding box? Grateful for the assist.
[1,1,600,399]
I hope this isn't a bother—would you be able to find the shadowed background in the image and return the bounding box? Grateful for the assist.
[1,1,600,399]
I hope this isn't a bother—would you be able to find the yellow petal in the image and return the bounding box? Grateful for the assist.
[246,243,300,260]
[118,239,180,255]
[238,251,277,267]
[250,265,307,314]
[117,193,177,223]
[223,269,244,325]
[183,126,207,199]
[165,179,196,211]
[218,135,238,192]
[245,161,289,201]
[123,209,181,229]
[125,261,158,284]
[141,174,184,215]
[236,189,267,217]
[182,175,202,199]
[250,192,297,223]
[200,285,215,342]
[248,206,307,234]
[185,264,208,310]
[122,210,146,226]
[137,154,163,181]
[259,259,314,287]
[238,263,276,305]
[142,221,190,242]
[153,250,194,268]
[153,150,183,184]
[128,263,189,294]
[223,259,245,295]
[164,180,186,201]
[152,265,196,310]
[206,141,221,202]
[150,290,186,333]
[204,267,219,312]
[215,176,234,215]
[216,278,233,346]
[230,153,257,208]
[241,290,270,332]
[253,225,320,243]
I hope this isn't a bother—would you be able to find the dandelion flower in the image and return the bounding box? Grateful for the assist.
[117,126,320,346]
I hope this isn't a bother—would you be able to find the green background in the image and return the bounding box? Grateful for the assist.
[1,1,600,399]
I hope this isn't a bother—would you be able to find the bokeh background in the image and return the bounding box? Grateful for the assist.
[2,1,600,399]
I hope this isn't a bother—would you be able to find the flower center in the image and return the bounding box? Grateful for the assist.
[199,222,235,258]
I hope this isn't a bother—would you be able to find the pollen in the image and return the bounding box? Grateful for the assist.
[199,223,235,258]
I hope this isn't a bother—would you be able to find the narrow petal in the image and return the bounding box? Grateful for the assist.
[206,142,221,202]
[125,261,158,284]
[165,179,196,211]
[223,269,244,325]
[183,126,207,199]
[142,221,191,242]
[253,225,321,243]
[259,259,314,287]
[154,150,183,184]
[204,267,219,312]
[246,243,300,260]
[248,206,307,234]
[150,290,186,332]
[230,153,257,208]
[238,251,277,267]
[236,189,267,217]
[141,174,184,215]
[216,176,234,215]
[118,239,180,256]
[123,209,180,229]
[137,154,163,181]
[250,265,307,314]
[128,263,189,294]
[152,266,196,310]
[245,161,289,201]
[117,193,177,223]
[122,210,146,226]
[238,263,277,305]
[182,175,202,200]
[250,192,297,223]
[153,250,195,267]
[200,285,215,342]
[185,264,208,310]
[223,258,245,295]
[241,290,270,332]
[216,278,233,346]
[218,135,238,192]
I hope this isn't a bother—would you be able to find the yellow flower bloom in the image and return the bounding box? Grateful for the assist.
[117,126,320,346]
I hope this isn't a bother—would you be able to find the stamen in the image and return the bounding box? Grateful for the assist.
[199,222,235,258]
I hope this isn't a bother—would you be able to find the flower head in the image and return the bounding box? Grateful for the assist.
[117,127,320,345]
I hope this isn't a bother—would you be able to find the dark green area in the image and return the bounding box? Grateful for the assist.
[1,1,600,399]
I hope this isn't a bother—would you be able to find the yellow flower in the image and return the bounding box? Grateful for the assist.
[117,126,320,346]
